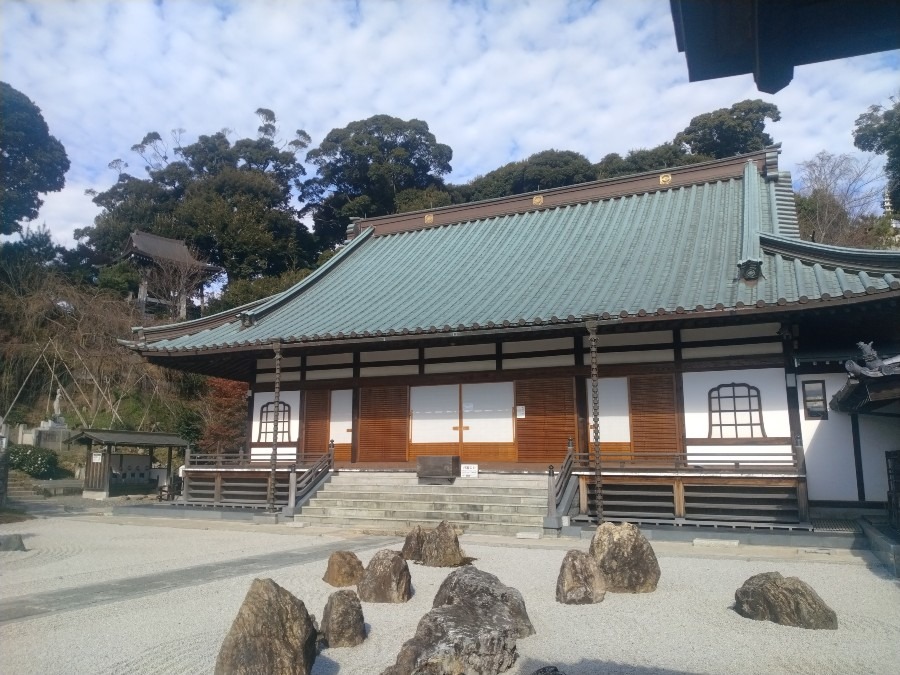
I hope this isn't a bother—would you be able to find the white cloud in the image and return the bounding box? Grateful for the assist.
[2,0,898,249]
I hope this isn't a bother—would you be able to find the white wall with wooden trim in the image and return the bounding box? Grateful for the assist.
[798,373,858,501]
[250,390,301,461]
[859,402,899,503]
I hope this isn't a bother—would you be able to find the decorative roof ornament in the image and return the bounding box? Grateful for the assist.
[737,259,763,281]
[845,342,900,379]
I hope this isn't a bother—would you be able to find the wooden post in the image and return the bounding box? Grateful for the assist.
[166,446,173,486]
[181,445,191,504]
[214,474,222,504]
[288,466,297,510]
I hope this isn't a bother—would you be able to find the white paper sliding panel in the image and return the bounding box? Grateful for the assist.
[685,444,794,466]
[329,390,353,444]
[462,382,514,443]
[410,385,459,443]
[585,378,631,442]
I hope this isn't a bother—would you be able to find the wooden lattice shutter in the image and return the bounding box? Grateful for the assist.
[302,390,330,462]
[359,386,409,462]
[515,378,576,463]
[629,374,680,457]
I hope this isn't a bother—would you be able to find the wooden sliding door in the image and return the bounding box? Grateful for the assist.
[358,386,409,462]
[516,378,576,464]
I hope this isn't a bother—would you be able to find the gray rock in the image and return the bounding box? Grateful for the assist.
[321,589,366,648]
[530,668,567,675]
[323,550,364,587]
[381,600,519,675]
[556,550,606,604]
[214,578,317,675]
[421,520,466,567]
[357,549,412,603]
[734,571,838,630]
[589,522,660,593]
[433,565,534,638]
[401,525,426,562]
[0,534,26,551]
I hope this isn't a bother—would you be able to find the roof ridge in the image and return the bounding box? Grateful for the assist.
[351,147,779,239]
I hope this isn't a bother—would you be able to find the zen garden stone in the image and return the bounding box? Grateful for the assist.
[734,571,838,630]
[0,533,27,552]
[320,589,366,648]
[403,520,467,567]
[556,549,606,605]
[323,550,365,587]
[357,549,413,603]
[382,565,533,675]
[215,578,318,675]
[589,522,660,593]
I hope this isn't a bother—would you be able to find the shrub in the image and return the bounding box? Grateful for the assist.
[8,445,59,479]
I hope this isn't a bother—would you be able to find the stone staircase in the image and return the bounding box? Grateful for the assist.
[296,471,548,535]
[4,470,48,505]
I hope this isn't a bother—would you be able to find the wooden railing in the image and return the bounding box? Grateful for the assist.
[573,450,799,473]
[547,438,577,521]
[186,450,319,469]
[294,443,335,507]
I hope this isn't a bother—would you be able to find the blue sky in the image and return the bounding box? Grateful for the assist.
[2,0,898,248]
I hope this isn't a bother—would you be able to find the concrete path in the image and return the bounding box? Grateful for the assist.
[0,533,395,624]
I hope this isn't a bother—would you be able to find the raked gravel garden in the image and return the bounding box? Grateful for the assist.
[1,515,898,675]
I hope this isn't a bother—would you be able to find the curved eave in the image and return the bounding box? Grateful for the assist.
[761,233,900,274]
[130,288,900,357]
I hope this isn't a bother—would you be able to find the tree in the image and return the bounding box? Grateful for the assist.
[452,150,596,202]
[0,82,71,235]
[795,151,889,247]
[79,110,316,281]
[674,99,781,158]
[196,378,248,455]
[595,143,711,179]
[853,95,900,208]
[302,115,453,249]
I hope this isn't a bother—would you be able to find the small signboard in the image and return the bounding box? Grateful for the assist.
[516,405,526,419]
[92,452,102,463]
[461,463,479,478]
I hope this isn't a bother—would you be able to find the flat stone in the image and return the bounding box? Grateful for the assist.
[0,534,27,552]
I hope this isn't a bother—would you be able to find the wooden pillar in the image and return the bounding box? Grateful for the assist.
[214,474,223,504]
[783,328,809,522]
[166,446,173,486]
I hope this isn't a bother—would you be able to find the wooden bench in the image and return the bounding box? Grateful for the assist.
[416,456,461,485]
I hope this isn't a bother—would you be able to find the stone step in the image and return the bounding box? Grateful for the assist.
[320,484,547,498]
[313,490,546,506]
[295,513,543,536]
[303,500,546,518]
[332,473,547,487]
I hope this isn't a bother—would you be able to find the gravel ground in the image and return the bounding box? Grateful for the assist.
[1,515,898,675]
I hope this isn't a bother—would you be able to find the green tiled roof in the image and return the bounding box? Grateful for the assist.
[129,152,900,354]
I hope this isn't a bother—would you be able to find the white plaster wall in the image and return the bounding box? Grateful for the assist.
[859,401,900,502]
[682,368,790,439]
[685,445,793,465]
[250,391,301,444]
[504,354,574,369]
[360,348,418,363]
[798,374,858,502]
[503,337,572,353]
[585,378,631,442]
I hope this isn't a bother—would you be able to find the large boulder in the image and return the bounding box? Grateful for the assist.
[421,520,466,567]
[357,549,412,603]
[432,565,534,638]
[589,522,660,593]
[556,550,606,605]
[734,572,838,630]
[381,601,519,675]
[320,590,366,648]
[323,550,365,587]
[214,578,317,675]
[401,525,426,562]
